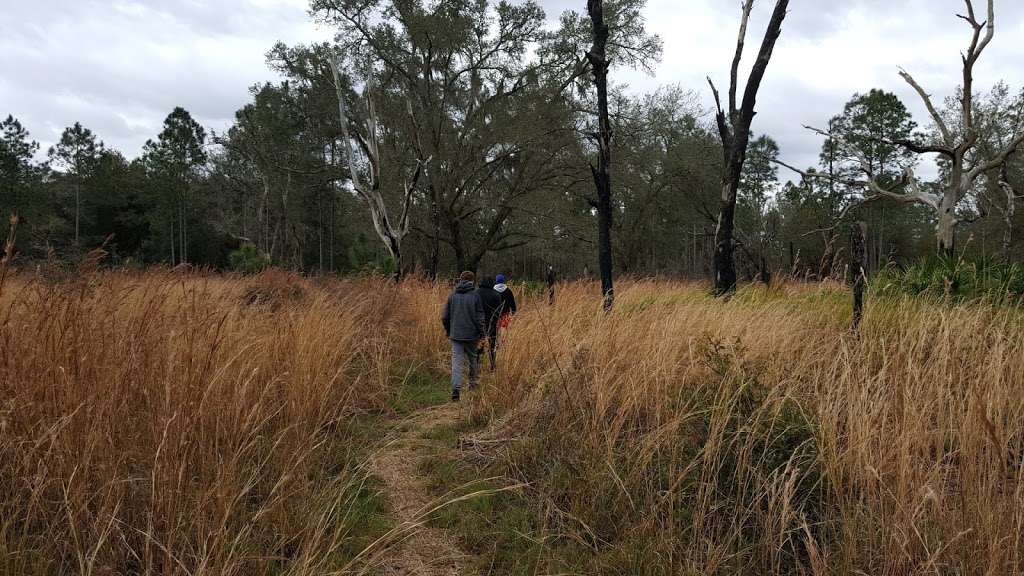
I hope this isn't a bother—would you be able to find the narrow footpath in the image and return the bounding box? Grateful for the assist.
[368,401,469,575]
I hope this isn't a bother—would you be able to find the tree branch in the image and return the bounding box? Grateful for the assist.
[330,55,368,201]
[891,138,955,158]
[707,76,731,146]
[737,0,789,130]
[729,0,754,118]
[966,131,1024,184]
[775,159,940,212]
[899,68,954,147]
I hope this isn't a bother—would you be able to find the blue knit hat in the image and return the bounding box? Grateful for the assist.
[496,274,506,284]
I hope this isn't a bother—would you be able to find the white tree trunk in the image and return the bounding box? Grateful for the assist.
[331,56,422,280]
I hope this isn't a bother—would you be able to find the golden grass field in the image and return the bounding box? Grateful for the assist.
[1,268,1022,574]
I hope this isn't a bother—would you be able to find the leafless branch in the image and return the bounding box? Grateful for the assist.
[729,0,755,118]
[966,132,1024,184]
[899,68,954,147]
[891,138,955,158]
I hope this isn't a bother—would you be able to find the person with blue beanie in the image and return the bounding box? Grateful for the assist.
[490,274,518,370]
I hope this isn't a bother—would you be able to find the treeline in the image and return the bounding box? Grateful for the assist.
[0,110,377,273]
[2,0,1023,281]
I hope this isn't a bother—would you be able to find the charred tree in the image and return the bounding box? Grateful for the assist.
[587,0,615,311]
[850,221,867,332]
[708,0,790,296]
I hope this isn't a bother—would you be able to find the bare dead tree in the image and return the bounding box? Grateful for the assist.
[995,167,1024,258]
[707,0,790,295]
[587,0,615,311]
[331,56,424,281]
[783,0,1024,257]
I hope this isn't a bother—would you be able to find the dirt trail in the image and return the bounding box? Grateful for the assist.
[369,401,469,575]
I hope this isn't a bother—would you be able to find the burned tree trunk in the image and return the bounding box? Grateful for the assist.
[759,254,771,285]
[587,0,615,312]
[712,171,740,294]
[851,221,867,332]
[708,0,790,296]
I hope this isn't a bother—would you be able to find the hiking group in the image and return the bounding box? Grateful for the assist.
[441,271,518,401]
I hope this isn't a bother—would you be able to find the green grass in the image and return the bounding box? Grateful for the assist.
[422,422,460,443]
[388,361,451,415]
[422,462,580,575]
[416,424,588,575]
[314,361,453,569]
[334,476,393,562]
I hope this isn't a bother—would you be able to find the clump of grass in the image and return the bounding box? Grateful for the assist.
[241,268,309,308]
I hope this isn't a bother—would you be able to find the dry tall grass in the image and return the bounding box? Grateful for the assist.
[464,281,1024,574]
[0,268,436,575]
[3,268,1022,574]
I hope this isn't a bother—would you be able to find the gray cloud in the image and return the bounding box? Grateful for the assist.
[620,0,1024,178]
[3,0,1024,180]
[1,0,331,157]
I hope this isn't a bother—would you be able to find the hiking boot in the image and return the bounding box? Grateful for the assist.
[451,390,460,402]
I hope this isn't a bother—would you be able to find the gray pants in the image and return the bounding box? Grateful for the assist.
[451,339,480,393]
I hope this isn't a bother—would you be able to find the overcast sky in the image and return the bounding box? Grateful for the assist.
[4,0,1024,177]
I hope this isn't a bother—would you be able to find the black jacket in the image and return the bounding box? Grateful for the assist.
[442,280,485,341]
[494,283,517,316]
[476,283,503,336]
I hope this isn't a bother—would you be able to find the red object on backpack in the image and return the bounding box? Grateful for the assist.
[498,313,512,329]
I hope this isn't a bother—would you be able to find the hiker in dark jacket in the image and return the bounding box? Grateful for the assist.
[475,276,503,370]
[441,271,485,401]
[493,274,517,319]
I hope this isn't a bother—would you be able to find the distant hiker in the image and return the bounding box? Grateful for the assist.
[494,274,518,324]
[441,271,485,402]
[545,266,556,304]
[476,276,503,370]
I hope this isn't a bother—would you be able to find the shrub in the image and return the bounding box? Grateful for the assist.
[228,242,270,274]
[872,255,1024,302]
